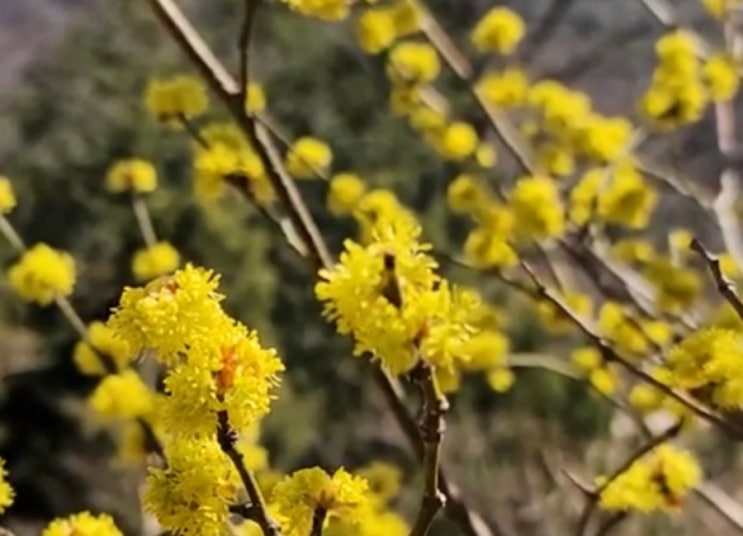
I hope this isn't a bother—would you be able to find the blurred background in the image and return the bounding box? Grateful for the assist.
[0,1,739,535]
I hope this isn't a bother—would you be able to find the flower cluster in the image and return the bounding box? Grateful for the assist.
[73,321,132,375]
[41,512,123,536]
[144,75,208,126]
[7,243,76,305]
[355,0,420,54]
[0,457,14,515]
[598,445,701,513]
[105,159,158,194]
[0,175,17,214]
[285,136,333,179]
[470,7,525,55]
[132,241,180,282]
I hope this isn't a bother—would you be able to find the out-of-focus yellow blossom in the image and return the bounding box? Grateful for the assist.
[277,0,352,21]
[703,53,740,102]
[598,445,701,512]
[271,467,371,536]
[357,462,402,505]
[435,122,478,161]
[106,265,233,364]
[463,204,518,268]
[436,365,461,393]
[389,0,420,35]
[7,243,75,305]
[132,241,180,282]
[328,173,367,216]
[389,86,422,116]
[628,382,665,413]
[665,328,743,408]
[285,137,333,179]
[387,41,440,84]
[589,366,618,395]
[317,214,479,373]
[701,0,742,18]
[193,142,274,204]
[719,252,741,279]
[640,31,707,128]
[408,105,447,132]
[144,75,208,126]
[536,291,591,334]
[117,421,149,466]
[325,511,409,536]
[245,82,267,114]
[571,347,602,373]
[509,176,565,240]
[710,301,743,332]
[42,512,123,536]
[486,367,515,392]
[89,370,156,421]
[352,189,417,244]
[643,257,701,313]
[0,176,16,214]
[535,142,575,177]
[143,438,239,536]
[356,8,396,53]
[460,330,509,371]
[470,7,525,54]
[73,322,131,376]
[106,159,157,194]
[612,239,655,264]
[597,162,657,229]
[476,68,529,108]
[447,174,490,215]
[669,228,693,256]
[528,80,592,135]
[598,302,671,357]
[159,325,284,438]
[577,115,634,163]
[0,457,14,514]
[475,144,497,168]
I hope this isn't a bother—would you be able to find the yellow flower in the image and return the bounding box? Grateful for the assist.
[42,512,123,536]
[643,257,701,313]
[144,438,239,536]
[536,291,591,334]
[327,173,367,216]
[7,243,76,305]
[105,159,157,194]
[277,0,351,21]
[589,367,617,395]
[106,265,234,364]
[463,227,518,269]
[89,370,156,421]
[476,68,529,108]
[700,0,741,18]
[286,137,333,179]
[73,321,132,376]
[271,467,371,536]
[612,239,655,264]
[475,144,497,168]
[471,7,525,54]
[628,383,664,413]
[389,0,420,35]
[460,330,509,371]
[245,82,267,114]
[193,143,273,204]
[535,142,575,177]
[356,8,396,54]
[703,53,740,102]
[577,115,634,163]
[357,462,402,504]
[509,176,565,240]
[387,41,440,84]
[599,445,701,513]
[0,457,14,514]
[597,161,657,229]
[435,122,479,161]
[447,174,489,215]
[144,75,208,126]
[132,241,181,282]
[486,367,515,392]
[571,347,602,373]
[0,175,17,214]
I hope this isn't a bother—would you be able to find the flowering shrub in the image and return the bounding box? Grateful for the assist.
[3,0,743,535]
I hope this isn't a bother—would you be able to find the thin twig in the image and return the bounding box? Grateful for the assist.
[0,213,26,251]
[409,363,448,536]
[238,0,258,101]
[309,507,327,536]
[217,410,282,536]
[691,237,743,322]
[132,194,158,247]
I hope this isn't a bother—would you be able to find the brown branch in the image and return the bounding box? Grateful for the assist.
[309,507,327,536]
[691,237,743,322]
[217,410,282,536]
[238,0,258,100]
[409,364,448,536]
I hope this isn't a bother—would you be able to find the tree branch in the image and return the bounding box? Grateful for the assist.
[690,237,743,322]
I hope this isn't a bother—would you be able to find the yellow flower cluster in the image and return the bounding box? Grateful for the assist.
[316,212,481,374]
[7,243,76,305]
[73,322,132,376]
[597,302,671,358]
[132,241,180,282]
[470,7,525,55]
[193,123,274,204]
[41,512,123,536]
[509,175,565,240]
[144,75,208,126]
[285,136,333,179]
[351,188,418,245]
[88,370,157,421]
[639,31,721,128]
[536,291,591,334]
[569,161,657,229]
[0,175,17,214]
[571,347,618,395]
[387,41,440,85]
[327,173,367,216]
[701,0,743,18]
[643,256,701,313]
[107,265,284,438]
[105,159,158,194]
[356,0,420,54]
[271,467,371,536]
[245,82,267,114]
[599,445,701,513]
[476,68,529,108]
[277,0,354,21]
[0,457,14,515]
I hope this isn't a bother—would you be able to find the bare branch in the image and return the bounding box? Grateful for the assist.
[691,237,743,321]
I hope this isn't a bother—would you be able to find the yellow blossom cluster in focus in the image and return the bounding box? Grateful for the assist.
[7,243,76,305]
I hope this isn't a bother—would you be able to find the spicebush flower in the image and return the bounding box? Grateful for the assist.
[88,370,157,421]
[144,75,208,126]
[105,159,158,194]
[0,175,16,214]
[41,512,123,536]
[73,321,132,376]
[132,241,181,282]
